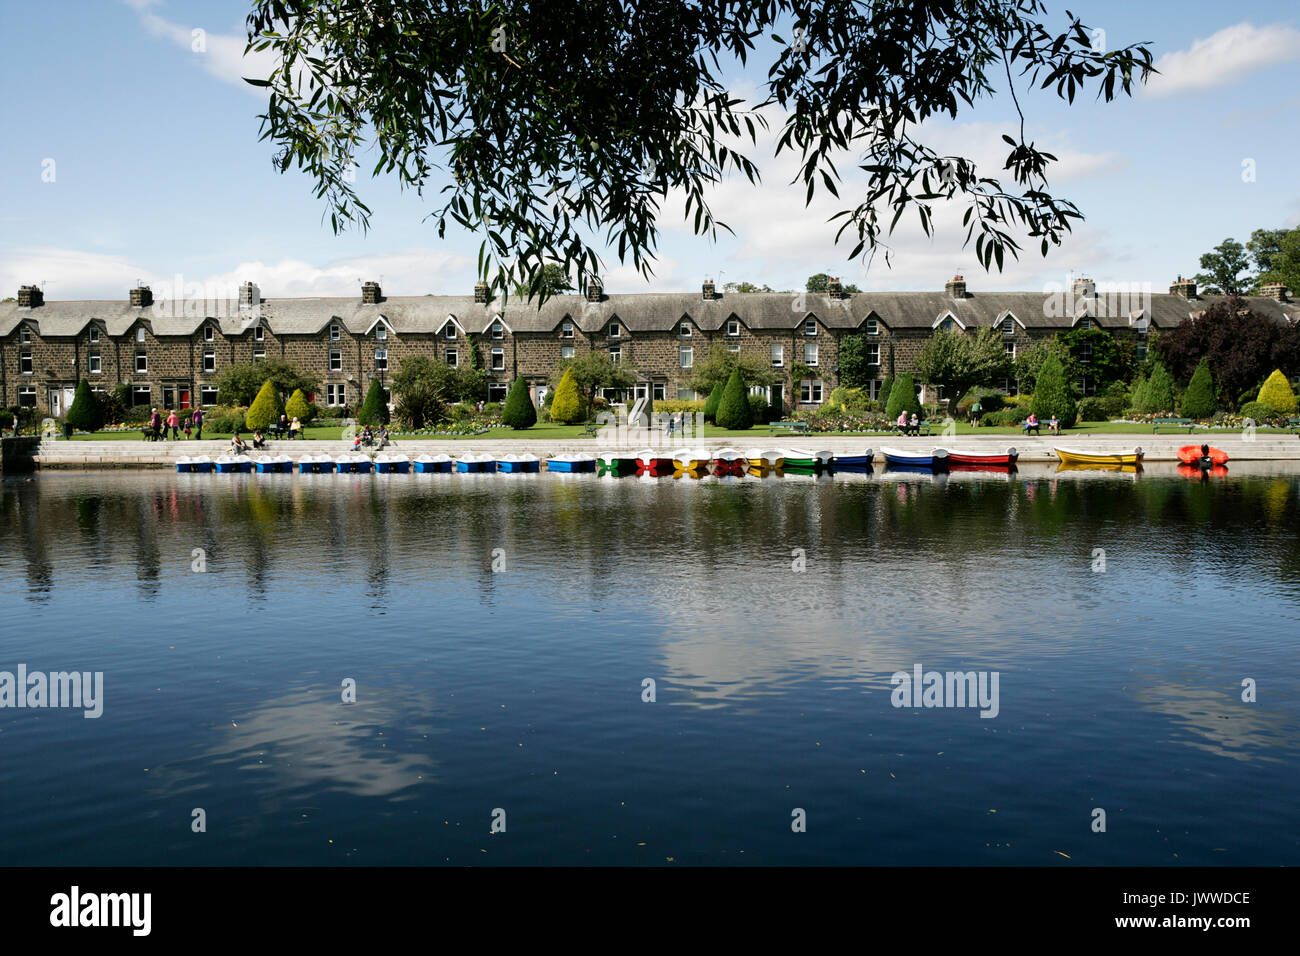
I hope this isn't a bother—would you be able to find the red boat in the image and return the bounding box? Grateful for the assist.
[1177,444,1229,465]
[947,447,1019,468]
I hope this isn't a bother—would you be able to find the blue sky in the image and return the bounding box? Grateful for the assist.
[2,0,1299,301]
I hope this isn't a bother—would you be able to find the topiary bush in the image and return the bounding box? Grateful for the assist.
[66,379,104,432]
[550,367,583,423]
[501,377,537,429]
[246,379,283,430]
[702,382,725,423]
[885,373,920,419]
[1137,362,1175,414]
[285,388,313,423]
[1257,368,1298,415]
[715,369,754,430]
[1181,359,1216,419]
[357,378,390,426]
[1240,400,1280,424]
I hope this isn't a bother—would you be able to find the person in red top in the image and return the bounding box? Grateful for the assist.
[1024,412,1039,436]
[166,409,180,440]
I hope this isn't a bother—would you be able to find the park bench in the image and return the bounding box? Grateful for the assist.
[891,421,933,437]
[1288,418,1300,434]
[769,420,809,436]
[582,421,599,438]
[1152,417,1195,434]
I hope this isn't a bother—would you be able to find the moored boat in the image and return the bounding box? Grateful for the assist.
[413,453,454,473]
[831,449,875,468]
[780,448,834,470]
[254,455,294,474]
[1177,444,1229,467]
[176,455,213,473]
[374,453,411,474]
[635,449,675,473]
[455,454,495,473]
[947,447,1018,468]
[881,446,950,470]
[673,448,713,472]
[497,453,540,473]
[214,454,252,474]
[335,454,373,474]
[745,448,785,470]
[546,454,597,473]
[1054,447,1144,467]
[596,451,638,475]
[297,455,337,473]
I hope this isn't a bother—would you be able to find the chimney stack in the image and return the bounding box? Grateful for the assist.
[1169,276,1197,299]
[944,274,966,298]
[1072,277,1095,299]
[129,285,153,307]
[473,281,489,303]
[585,277,603,302]
[239,280,260,307]
[17,285,43,307]
[702,279,716,300]
[827,276,846,298]
[361,280,382,304]
[1260,281,1289,301]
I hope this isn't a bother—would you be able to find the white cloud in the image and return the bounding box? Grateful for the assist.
[1145,22,1300,97]
[124,1,275,92]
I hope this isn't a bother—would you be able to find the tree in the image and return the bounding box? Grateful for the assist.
[216,359,318,406]
[549,367,582,423]
[1013,337,1072,393]
[715,369,753,430]
[1181,359,1216,419]
[885,373,920,420]
[1030,353,1077,424]
[1250,226,1300,297]
[248,2,1152,302]
[723,281,775,293]
[877,374,894,409]
[554,351,637,419]
[285,388,313,422]
[502,377,538,429]
[1257,369,1298,415]
[1136,361,1175,414]
[514,264,573,300]
[1058,326,1126,389]
[357,378,390,425]
[391,354,470,403]
[702,382,724,423]
[65,380,104,432]
[914,327,1008,406]
[806,273,859,293]
[837,334,874,389]
[246,379,284,430]
[1194,238,1252,295]
[394,382,445,429]
[686,345,775,394]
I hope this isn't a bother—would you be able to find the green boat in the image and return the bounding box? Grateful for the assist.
[597,453,637,476]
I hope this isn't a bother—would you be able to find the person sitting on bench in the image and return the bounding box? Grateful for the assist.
[896,410,908,433]
[1023,413,1040,435]
[1049,414,1060,436]
[252,429,266,450]
[908,413,920,437]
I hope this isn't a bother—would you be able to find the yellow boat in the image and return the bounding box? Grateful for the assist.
[1054,447,1144,467]
[1055,462,1141,477]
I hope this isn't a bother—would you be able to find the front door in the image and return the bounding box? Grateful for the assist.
[769,384,783,415]
[49,387,75,417]
[179,388,191,410]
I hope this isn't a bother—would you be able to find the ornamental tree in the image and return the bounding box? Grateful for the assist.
[502,377,538,429]
[1030,353,1077,424]
[715,369,754,430]
[1257,368,1298,415]
[1180,359,1216,419]
[246,379,284,430]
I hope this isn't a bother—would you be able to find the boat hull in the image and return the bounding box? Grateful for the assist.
[881,447,949,470]
[547,458,596,473]
[831,452,875,467]
[1055,448,1143,467]
[298,459,337,473]
[947,449,1018,467]
[1177,445,1229,466]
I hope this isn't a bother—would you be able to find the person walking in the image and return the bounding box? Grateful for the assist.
[10,412,18,437]
[969,399,982,427]
[150,407,162,442]
[167,409,180,440]
[192,407,204,440]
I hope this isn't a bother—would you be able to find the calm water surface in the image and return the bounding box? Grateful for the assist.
[1,466,1298,865]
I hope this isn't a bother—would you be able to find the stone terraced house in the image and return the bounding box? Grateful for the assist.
[2,275,1296,418]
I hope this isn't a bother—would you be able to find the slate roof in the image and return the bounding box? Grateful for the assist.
[3,290,1297,337]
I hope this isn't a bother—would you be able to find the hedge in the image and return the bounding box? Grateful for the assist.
[715,369,754,430]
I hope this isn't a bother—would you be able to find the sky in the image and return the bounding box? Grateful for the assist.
[2,0,1299,302]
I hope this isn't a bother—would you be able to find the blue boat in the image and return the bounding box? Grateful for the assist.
[413,454,454,473]
[335,455,373,474]
[497,454,541,473]
[175,455,213,473]
[297,455,337,473]
[254,455,294,474]
[374,454,411,474]
[456,455,495,473]
[214,455,251,474]
[831,449,875,468]
[546,454,597,473]
[880,446,950,470]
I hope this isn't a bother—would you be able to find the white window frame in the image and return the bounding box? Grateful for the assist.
[800,380,824,404]
[561,322,573,339]
[135,351,147,373]
[136,327,146,343]
[330,324,341,341]
[804,342,819,366]
[203,350,216,372]
[20,351,32,374]
[491,323,504,340]
[804,320,817,336]
[679,322,691,337]
[252,348,267,363]
[19,326,31,344]
[727,343,740,354]
[608,345,622,363]
[328,350,342,372]
[203,325,214,342]
[865,318,879,335]
[679,347,693,369]
[199,386,219,406]
[88,353,101,375]
[326,384,347,407]
[867,343,880,366]
[1004,342,1016,360]
[560,345,574,360]
[18,386,37,407]
[89,326,100,344]
[771,343,784,367]
[653,383,666,401]
[445,348,459,367]
[254,326,266,342]
[487,383,509,403]
[374,348,388,371]
[608,323,620,338]
[373,325,386,342]
[445,323,458,340]
[490,347,505,370]
[131,385,151,406]
[727,320,740,336]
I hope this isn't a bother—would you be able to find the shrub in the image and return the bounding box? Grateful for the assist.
[246,379,283,430]
[550,367,583,423]
[450,402,474,420]
[1240,400,1280,424]
[1257,368,1298,415]
[885,373,920,419]
[747,392,771,425]
[715,369,754,430]
[502,377,538,429]
[702,382,725,423]
[125,405,153,424]
[482,402,502,417]
[982,407,1027,427]
[1181,359,1216,419]
[1077,397,1111,422]
[285,388,313,423]
[654,399,705,416]
[1031,354,1077,424]
[1136,362,1175,414]
[66,380,104,432]
[827,386,871,414]
[357,378,390,426]
[395,383,446,429]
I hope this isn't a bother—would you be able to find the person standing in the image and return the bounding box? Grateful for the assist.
[10,412,18,437]
[969,399,982,427]
[192,407,204,440]
[167,408,180,440]
[150,407,162,442]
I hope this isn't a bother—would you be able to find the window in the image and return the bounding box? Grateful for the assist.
[374,349,388,371]
[200,386,218,406]
[204,325,214,342]
[19,326,31,344]
[608,345,622,363]
[608,323,620,338]
[679,347,693,368]
[325,384,347,406]
[89,353,101,374]
[445,323,458,340]
[1077,318,1092,330]
[560,345,574,360]
[1077,377,1097,396]
[800,380,824,404]
[330,324,341,341]
[20,351,32,374]
[653,383,665,401]
[131,385,151,406]
[561,322,573,339]
[677,388,698,401]
[804,320,817,336]
[727,320,740,336]
[727,343,740,354]
[1136,338,1148,362]
[487,383,508,403]
[253,349,266,362]
[867,343,880,365]
[679,322,691,337]
[868,379,881,400]
[804,342,818,366]
[865,318,879,335]
[18,387,36,408]
[254,326,265,341]
[939,318,956,332]
[136,327,146,343]
[1078,341,1093,363]
[445,348,459,367]
[490,323,503,340]
[1004,342,1016,360]
[135,352,147,373]
[89,326,100,344]
[771,343,784,367]
[163,386,177,408]
[199,349,214,372]
[328,350,342,372]
[490,348,505,370]
[1001,317,1015,334]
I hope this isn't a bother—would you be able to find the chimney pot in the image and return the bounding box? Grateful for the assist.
[17,285,43,307]
[1170,277,1197,299]
[586,277,603,303]
[944,275,967,298]
[702,279,715,300]
[361,280,382,304]
[473,281,489,303]
[827,276,846,298]
[129,285,153,307]
[1260,281,1289,301]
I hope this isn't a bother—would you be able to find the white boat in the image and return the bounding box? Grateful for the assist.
[374,453,411,473]
[745,448,785,469]
[253,454,294,473]
[456,454,496,473]
[334,454,373,473]
[497,453,541,473]
[297,454,337,473]
[175,455,213,473]
[214,454,252,473]
[413,453,454,473]
[672,448,713,471]
[780,447,833,469]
